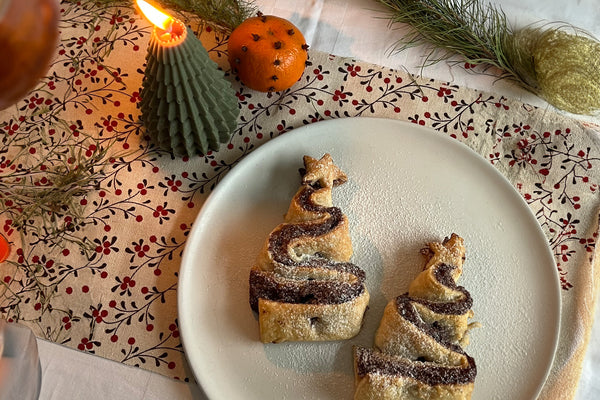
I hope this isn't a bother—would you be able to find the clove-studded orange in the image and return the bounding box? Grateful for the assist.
[228,13,309,92]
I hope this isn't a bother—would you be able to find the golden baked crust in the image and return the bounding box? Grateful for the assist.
[354,234,477,399]
[353,347,475,400]
[249,154,369,343]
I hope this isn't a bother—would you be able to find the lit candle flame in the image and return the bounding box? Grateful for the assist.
[136,0,173,31]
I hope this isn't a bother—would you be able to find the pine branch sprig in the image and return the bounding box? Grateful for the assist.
[377,0,600,115]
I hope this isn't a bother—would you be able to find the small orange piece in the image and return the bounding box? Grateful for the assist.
[228,14,308,92]
[0,233,10,263]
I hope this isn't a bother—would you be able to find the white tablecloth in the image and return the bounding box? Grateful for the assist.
[19,0,600,399]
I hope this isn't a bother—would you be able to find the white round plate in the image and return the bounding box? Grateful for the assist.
[178,117,560,400]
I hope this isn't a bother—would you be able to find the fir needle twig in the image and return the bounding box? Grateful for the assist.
[376,0,600,115]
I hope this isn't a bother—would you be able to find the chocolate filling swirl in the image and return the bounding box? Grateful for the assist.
[249,183,366,312]
[401,263,473,316]
[355,346,476,386]
[355,262,476,387]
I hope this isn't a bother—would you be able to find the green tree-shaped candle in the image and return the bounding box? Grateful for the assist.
[137,0,239,156]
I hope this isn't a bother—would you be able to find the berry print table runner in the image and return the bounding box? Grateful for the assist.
[0,3,598,399]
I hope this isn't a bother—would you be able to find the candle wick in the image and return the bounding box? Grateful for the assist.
[153,17,187,45]
[165,18,174,33]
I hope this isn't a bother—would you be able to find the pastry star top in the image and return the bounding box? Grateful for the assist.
[422,233,466,273]
[302,153,348,188]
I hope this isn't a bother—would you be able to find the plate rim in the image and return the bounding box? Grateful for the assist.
[177,117,561,399]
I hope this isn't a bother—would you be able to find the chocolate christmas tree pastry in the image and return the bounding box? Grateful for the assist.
[249,154,369,343]
[353,234,478,400]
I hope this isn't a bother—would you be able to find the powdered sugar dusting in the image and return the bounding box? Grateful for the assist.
[184,119,560,400]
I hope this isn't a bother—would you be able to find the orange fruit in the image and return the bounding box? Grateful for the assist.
[228,13,308,92]
[0,233,9,263]
[0,0,60,110]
